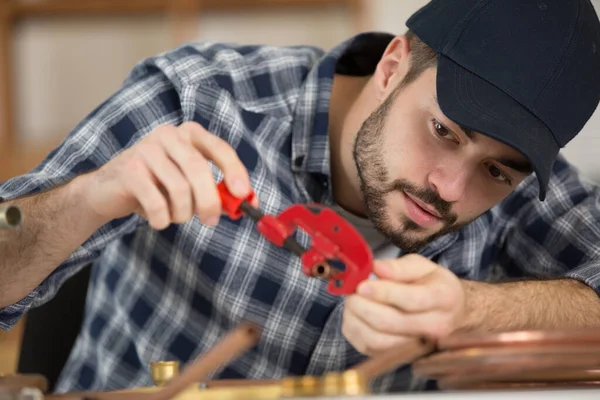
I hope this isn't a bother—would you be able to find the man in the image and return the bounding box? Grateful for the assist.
[1,0,600,394]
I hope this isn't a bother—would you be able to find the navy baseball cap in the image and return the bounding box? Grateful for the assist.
[406,0,600,200]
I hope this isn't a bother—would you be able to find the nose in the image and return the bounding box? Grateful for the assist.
[427,160,472,203]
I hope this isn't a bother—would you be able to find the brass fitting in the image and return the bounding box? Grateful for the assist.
[150,361,180,387]
[0,205,21,231]
[282,370,367,397]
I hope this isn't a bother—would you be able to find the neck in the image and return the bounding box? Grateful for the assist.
[328,73,373,217]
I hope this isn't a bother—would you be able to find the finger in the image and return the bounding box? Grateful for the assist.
[159,133,222,225]
[140,144,193,224]
[345,294,409,335]
[374,254,438,282]
[356,280,440,313]
[180,122,253,200]
[125,164,170,230]
[343,304,413,355]
[388,310,456,339]
[348,294,454,338]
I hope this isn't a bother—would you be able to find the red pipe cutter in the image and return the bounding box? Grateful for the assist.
[217,181,373,295]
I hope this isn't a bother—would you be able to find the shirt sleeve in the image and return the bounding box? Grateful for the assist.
[494,156,600,295]
[0,51,190,330]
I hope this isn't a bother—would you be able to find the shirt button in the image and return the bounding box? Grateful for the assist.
[294,155,305,167]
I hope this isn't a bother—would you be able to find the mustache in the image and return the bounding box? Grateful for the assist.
[384,179,457,224]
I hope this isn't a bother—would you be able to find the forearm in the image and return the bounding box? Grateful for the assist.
[460,278,600,332]
[0,174,106,308]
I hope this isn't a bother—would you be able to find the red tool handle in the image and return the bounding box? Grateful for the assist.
[217,181,256,220]
[216,180,373,295]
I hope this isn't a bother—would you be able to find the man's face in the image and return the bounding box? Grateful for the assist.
[353,68,532,252]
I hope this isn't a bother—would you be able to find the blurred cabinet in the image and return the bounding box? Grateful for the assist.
[0,0,365,180]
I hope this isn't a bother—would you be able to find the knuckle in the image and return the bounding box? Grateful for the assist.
[435,283,455,306]
[174,127,193,145]
[408,291,427,311]
[381,287,396,306]
[139,141,163,159]
[372,313,393,333]
[145,201,167,219]
[426,317,453,339]
[195,200,220,219]
[364,339,385,355]
[178,151,193,167]
[212,139,240,163]
[190,157,210,176]
[149,125,173,141]
[182,122,208,139]
[126,158,147,176]
[170,182,191,199]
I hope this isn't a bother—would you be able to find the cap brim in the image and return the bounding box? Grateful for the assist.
[436,53,560,201]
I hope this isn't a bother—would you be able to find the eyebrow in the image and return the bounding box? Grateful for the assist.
[431,95,533,174]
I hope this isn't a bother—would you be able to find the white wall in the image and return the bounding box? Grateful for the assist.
[10,0,600,183]
[13,6,355,145]
[556,0,600,182]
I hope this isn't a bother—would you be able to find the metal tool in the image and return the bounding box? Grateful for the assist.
[216,181,373,295]
[0,205,21,231]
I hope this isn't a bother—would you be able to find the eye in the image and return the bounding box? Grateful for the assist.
[488,164,512,185]
[431,119,458,143]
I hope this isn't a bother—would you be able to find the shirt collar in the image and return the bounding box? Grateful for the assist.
[289,32,461,257]
[290,32,395,178]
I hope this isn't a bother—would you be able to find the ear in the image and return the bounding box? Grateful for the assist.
[372,36,412,102]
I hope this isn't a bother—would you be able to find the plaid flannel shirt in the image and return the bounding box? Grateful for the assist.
[1,32,600,394]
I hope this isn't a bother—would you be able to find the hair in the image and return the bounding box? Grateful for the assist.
[374,30,439,126]
[402,30,438,86]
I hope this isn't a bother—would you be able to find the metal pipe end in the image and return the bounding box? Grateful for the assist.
[0,205,22,230]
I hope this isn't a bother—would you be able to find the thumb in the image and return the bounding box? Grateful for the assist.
[374,254,438,282]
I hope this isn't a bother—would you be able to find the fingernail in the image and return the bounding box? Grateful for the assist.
[232,179,247,196]
[205,216,219,226]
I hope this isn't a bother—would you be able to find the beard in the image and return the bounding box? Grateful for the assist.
[352,88,472,253]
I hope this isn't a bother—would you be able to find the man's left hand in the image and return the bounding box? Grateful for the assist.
[342,254,466,356]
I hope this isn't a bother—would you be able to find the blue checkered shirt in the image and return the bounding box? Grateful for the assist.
[2,32,600,394]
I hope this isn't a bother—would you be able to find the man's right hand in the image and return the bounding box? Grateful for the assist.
[80,122,257,230]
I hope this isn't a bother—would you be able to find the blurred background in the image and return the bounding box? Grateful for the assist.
[0,0,599,384]
[1,0,600,182]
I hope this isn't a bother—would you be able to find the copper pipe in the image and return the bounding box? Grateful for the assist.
[144,322,261,400]
[351,337,436,381]
[0,205,21,230]
[47,322,261,400]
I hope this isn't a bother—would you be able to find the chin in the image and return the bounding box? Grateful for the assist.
[367,208,427,252]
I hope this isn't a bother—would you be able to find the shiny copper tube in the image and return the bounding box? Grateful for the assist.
[351,337,437,381]
[47,322,262,400]
[144,322,261,400]
[0,205,21,230]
